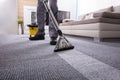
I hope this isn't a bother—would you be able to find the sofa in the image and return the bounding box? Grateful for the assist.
[59,6,120,42]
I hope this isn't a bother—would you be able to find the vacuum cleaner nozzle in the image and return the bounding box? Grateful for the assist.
[54,36,74,52]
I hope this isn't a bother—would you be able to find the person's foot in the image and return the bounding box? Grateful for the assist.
[50,37,57,45]
[50,40,57,45]
[29,35,45,40]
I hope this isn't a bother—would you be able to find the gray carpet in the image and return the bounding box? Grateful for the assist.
[67,36,120,70]
[0,35,87,80]
[0,35,120,80]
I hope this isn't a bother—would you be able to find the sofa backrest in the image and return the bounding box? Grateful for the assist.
[113,6,120,13]
[78,5,120,20]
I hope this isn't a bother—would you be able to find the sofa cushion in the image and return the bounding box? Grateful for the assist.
[78,14,86,20]
[97,6,113,12]
[93,12,120,19]
[78,6,113,20]
[113,6,120,13]
[60,17,120,26]
[60,23,120,31]
[84,13,94,20]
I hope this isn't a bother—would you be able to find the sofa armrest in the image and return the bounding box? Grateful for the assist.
[93,12,120,19]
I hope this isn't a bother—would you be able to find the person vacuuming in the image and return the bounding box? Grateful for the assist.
[30,0,74,52]
[43,0,74,52]
[29,0,58,45]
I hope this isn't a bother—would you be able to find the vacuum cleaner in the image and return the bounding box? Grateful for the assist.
[42,0,74,52]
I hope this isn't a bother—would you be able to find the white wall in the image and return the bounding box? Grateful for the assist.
[58,0,77,19]
[0,0,17,34]
[77,0,120,15]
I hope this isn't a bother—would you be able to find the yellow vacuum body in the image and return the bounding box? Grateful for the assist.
[27,24,38,37]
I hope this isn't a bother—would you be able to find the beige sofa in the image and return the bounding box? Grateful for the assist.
[59,6,120,41]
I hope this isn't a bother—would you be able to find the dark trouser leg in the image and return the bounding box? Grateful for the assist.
[49,0,58,39]
[36,0,46,36]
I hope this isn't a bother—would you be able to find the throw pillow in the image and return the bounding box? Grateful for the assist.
[84,13,94,20]
[78,13,94,20]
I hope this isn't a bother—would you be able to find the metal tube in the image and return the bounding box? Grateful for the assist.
[42,0,60,32]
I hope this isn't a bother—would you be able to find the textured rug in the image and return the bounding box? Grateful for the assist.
[0,35,120,80]
[0,35,87,80]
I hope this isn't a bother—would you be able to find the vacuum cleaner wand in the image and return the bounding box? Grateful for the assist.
[42,0,74,52]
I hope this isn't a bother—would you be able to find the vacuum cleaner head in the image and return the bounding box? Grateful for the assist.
[54,36,74,52]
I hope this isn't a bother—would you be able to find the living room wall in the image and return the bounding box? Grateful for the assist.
[18,0,37,19]
[77,0,120,15]
[18,0,77,20]
[58,0,77,19]
[0,0,17,34]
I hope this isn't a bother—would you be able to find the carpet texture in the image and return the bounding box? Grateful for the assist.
[0,35,120,80]
[0,35,87,80]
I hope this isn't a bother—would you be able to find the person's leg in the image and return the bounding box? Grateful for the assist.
[49,0,58,45]
[29,0,46,40]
